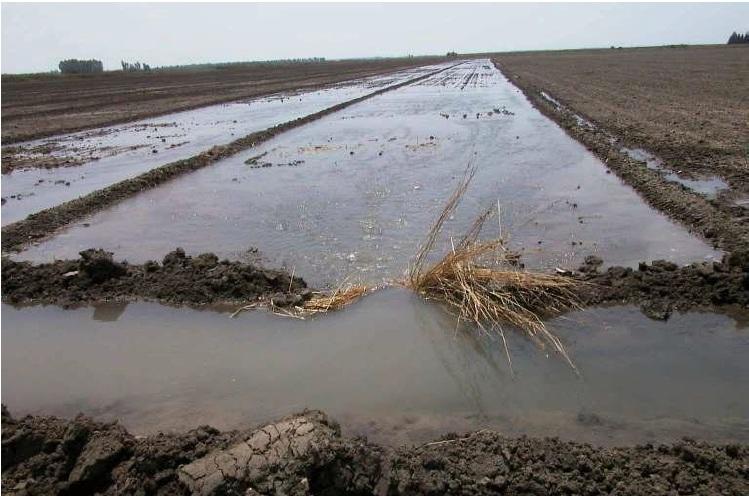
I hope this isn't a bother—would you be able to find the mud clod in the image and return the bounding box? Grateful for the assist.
[2,248,309,308]
[575,252,749,319]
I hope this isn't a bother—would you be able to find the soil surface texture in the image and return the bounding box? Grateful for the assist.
[1,57,448,144]
[3,249,747,319]
[493,46,749,253]
[574,252,749,320]
[3,407,748,496]
[1,249,309,308]
[494,45,749,189]
[0,64,454,253]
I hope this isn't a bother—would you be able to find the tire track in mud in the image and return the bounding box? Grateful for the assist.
[1,63,462,253]
[493,59,749,254]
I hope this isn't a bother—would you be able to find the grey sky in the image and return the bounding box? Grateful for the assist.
[2,2,747,74]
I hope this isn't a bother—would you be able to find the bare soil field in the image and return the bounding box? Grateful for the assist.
[1,57,448,144]
[495,45,749,188]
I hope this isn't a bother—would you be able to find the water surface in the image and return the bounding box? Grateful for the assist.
[3,294,747,446]
[1,63,449,225]
[17,59,719,287]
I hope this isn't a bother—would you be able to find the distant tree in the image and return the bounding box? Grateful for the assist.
[446,51,458,57]
[728,31,749,44]
[121,61,152,72]
[58,59,103,74]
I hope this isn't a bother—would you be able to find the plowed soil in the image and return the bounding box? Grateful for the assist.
[1,57,447,144]
[494,45,749,189]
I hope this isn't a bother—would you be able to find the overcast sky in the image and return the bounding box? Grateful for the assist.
[2,2,747,73]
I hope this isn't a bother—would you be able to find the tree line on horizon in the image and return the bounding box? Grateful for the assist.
[727,31,749,44]
[58,59,103,74]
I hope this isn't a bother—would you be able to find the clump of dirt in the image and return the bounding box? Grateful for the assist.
[3,407,747,496]
[1,405,238,496]
[575,252,749,320]
[1,248,310,308]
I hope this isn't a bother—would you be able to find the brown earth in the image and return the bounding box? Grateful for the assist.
[3,407,748,495]
[494,45,749,189]
[1,57,449,144]
[3,248,747,320]
[575,252,749,320]
[1,248,310,309]
[492,46,749,253]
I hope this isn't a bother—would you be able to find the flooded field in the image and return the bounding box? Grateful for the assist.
[17,60,718,287]
[1,63,447,225]
[3,291,748,446]
[2,60,744,452]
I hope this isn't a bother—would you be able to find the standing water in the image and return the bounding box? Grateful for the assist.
[17,59,718,287]
[3,60,741,447]
[2,293,748,446]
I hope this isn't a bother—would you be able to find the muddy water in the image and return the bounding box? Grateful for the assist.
[19,59,718,287]
[1,64,449,225]
[3,292,748,446]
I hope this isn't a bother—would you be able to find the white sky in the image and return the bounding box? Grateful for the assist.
[2,2,748,73]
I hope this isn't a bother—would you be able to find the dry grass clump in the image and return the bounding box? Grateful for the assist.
[406,165,582,373]
[301,284,368,314]
[231,282,370,319]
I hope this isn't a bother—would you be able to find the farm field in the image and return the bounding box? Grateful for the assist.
[1,63,448,224]
[2,51,749,495]
[1,56,450,143]
[494,45,749,251]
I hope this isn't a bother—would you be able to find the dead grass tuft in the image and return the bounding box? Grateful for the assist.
[301,284,368,314]
[405,164,582,373]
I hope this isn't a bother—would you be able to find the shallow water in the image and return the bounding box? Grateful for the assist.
[18,59,718,287]
[3,293,747,446]
[1,63,449,225]
[620,146,728,199]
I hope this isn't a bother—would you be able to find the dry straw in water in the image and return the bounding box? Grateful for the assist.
[234,164,582,372]
[404,164,582,373]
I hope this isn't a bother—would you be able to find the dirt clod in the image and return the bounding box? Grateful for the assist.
[1,248,310,308]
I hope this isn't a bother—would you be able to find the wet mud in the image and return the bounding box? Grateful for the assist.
[495,60,749,254]
[3,408,747,496]
[1,249,309,309]
[1,64,457,253]
[3,248,746,319]
[575,252,749,320]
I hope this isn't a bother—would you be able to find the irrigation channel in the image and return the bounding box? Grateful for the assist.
[3,59,746,446]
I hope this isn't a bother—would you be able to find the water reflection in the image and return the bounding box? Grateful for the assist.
[3,292,747,446]
[92,302,128,322]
